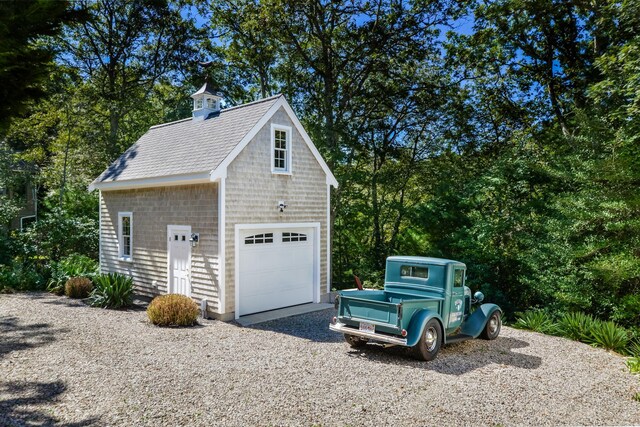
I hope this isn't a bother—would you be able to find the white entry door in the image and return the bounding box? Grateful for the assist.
[238,226,315,316]
[168,225,191,296]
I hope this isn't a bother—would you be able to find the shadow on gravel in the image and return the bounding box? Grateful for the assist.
[0,380,100,426]
[345,336,542,374]
[28,291,148,312]
[0,317,69,360]
[245,310,343,343]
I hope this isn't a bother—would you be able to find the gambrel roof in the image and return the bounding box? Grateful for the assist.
[89,94,338,191]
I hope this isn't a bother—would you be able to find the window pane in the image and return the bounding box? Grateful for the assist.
[454,270,464,287]
[122,217,130,235]
[400,265,429,279]
[123,236,131,256]
[413,267,429,279]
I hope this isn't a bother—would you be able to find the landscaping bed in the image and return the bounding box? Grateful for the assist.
[1,292,639,426]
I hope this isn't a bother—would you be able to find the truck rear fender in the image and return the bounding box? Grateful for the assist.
[405,309,445,347]
[460,303,502,338]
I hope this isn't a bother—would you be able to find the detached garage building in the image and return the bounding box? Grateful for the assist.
[89,84,338,320]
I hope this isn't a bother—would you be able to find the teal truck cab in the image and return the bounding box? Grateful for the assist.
[329,256,502,361]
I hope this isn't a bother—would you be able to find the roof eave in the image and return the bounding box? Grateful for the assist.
[88,172,212,192]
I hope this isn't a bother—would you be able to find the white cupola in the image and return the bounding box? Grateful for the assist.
[191,82,223,120]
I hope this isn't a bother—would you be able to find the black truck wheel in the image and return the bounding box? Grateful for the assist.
[481,311,501,340]
[344,334,368,348]
[412,319,442,361]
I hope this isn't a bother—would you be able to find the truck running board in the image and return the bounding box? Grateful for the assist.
[445,333,473,344]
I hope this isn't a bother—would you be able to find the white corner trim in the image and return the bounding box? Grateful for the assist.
[208,96,339,188]
[217,177,226,314]
[279,100,339,188]
[271,123,293,174]
[234,222,321,320]
[90,172,212,192]
[326,184,331,294]
[98,191,102,274]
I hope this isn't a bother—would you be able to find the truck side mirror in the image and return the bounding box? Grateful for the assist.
[473,291,484,304]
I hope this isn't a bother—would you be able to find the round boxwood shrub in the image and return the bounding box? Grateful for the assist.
[147,294,200,327]
[65,277,93,299]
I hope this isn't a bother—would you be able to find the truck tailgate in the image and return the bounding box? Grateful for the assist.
[339,295,400,328]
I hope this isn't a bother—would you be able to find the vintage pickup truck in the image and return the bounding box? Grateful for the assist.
[329,256,502,360]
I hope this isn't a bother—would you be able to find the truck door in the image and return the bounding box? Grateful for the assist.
[448,267,466,331]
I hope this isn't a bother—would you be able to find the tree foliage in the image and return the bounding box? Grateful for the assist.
[1,0,639,330]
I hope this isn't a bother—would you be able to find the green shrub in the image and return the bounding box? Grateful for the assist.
[47,253,99,295]
[627,356,640,375]
[89,273,133,309]
[513,310,557,334]
[557,312,596,342]
[64,276,93,299]
[147,294,200,327]
[586,320,629,354]
[0,261,46,292]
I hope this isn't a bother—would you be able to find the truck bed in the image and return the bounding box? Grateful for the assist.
[336,289,444,336]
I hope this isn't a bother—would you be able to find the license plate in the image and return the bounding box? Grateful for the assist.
[359,322,375,333]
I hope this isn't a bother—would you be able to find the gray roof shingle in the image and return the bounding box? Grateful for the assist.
[93,94,281,184]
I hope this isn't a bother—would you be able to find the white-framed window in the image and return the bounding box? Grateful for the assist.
[271,124,292,174]
[282,232,307,242]
[118,212,133,261]
[244,233,274,245]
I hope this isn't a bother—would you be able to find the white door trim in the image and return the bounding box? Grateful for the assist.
[234,222,321,319]
[167,224,192,296]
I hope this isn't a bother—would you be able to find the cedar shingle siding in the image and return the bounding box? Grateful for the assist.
[224,108,328,313]
[100,184,220,312]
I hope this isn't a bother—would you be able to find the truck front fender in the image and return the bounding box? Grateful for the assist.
[405,309,444,347]
[460,303,502,338]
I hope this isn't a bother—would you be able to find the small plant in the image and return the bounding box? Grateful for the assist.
[633,392,640,403]
[586,320,629,354]
[47,254,99,295]
[89,272,133,309]
[557,312,596,342]
[513,310,557,334]
[627,356,640,375]
[147,294,200,327]
[65,276,93,299]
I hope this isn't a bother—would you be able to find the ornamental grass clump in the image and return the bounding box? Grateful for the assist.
[64,276,93,299]
[89,272,133,309]
[585,320,629,354]
[513,310,557,334]
[556,312,596,342]
[147,294,199,327]
[47,254,99,295]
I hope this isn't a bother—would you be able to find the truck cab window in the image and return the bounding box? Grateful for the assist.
[400,265,429,279]
[454,269,465,287]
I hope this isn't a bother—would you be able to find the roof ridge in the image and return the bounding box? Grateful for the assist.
[148,94,283,130]
[222,93,282,113]
[149,117,192,130]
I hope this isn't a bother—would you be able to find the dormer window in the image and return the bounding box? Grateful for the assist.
[195,98,204,110]
[271,124,292,174]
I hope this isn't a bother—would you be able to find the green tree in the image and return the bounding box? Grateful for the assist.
[62,0,199,162]
[0,0,80,133]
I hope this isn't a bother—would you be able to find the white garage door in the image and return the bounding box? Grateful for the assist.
[238,227,315,316]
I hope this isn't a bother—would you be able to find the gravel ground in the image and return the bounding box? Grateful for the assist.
[1,292,639,427]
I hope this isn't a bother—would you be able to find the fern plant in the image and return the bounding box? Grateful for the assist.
[89,273,133,309]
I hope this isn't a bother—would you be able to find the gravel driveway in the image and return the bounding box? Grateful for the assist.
[1,292,639,426]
